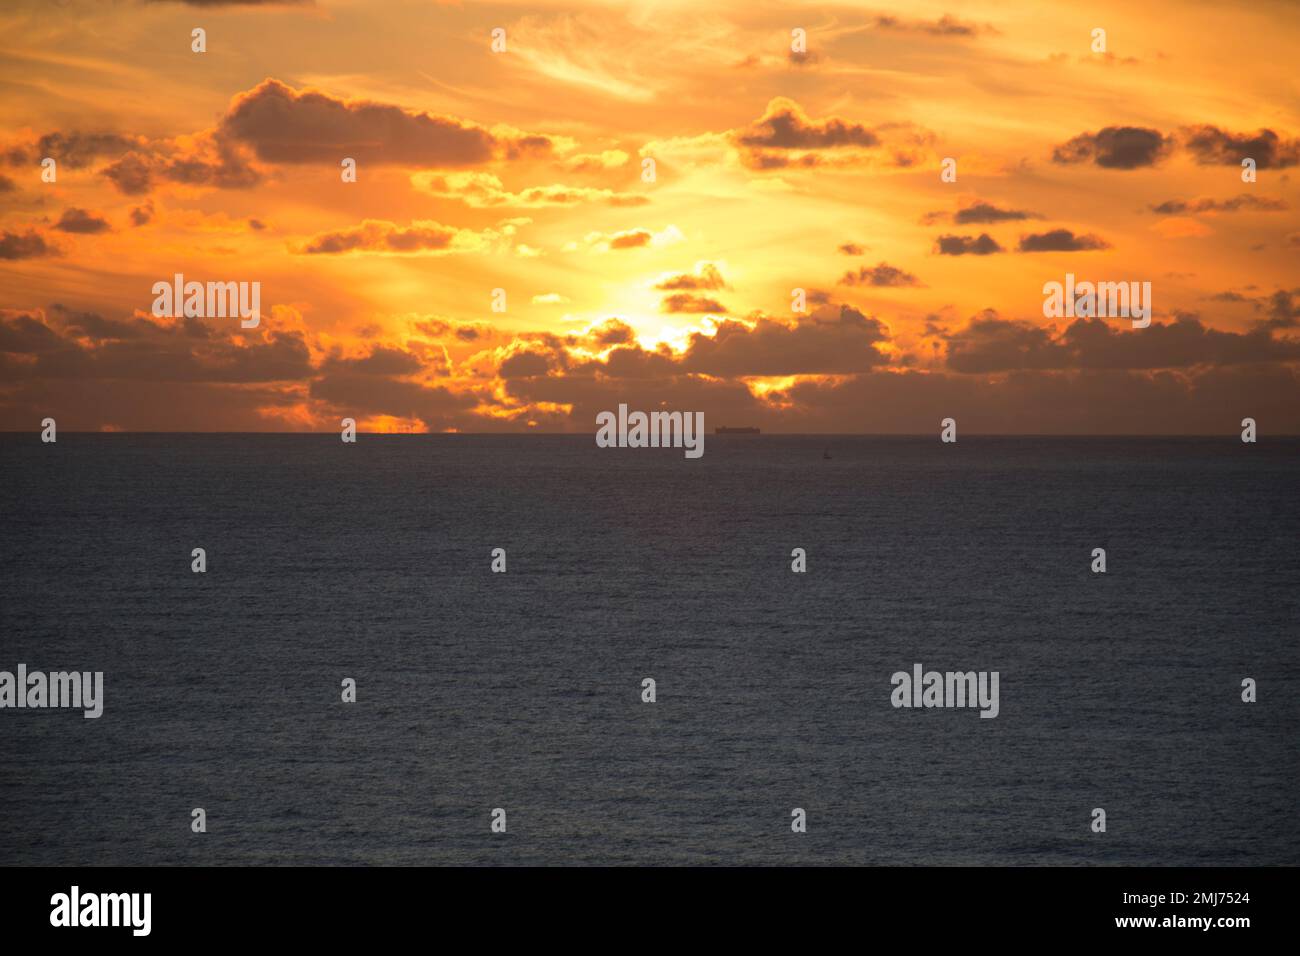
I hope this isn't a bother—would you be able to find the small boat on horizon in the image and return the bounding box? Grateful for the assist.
[823,448,832,459]
[715,426,761,434]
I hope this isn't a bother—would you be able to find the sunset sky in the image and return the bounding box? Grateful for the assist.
[1,0,1297,433]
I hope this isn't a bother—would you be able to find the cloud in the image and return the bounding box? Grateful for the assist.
[153,1,313,6]
[411,170,647,207]
[588,319,635,346]
[319,345,423,377]
[871,14,996,37]
[676,305,891,376]
[219,79,551,166]
[100,137,260,195]
[952,201,1040,224]
[559,150,629,172]
[295,219,497,255]
[945,311,1300,372]
[654,263,727,291]
[129,202,154,227]
[3,131,140,170]
[660,293,727,314]
[935,233,1003,255]
[736,97,879,150]
[1052,126,1172,169]
[0,230,55,260]
[52,208,110,234]
[1259,289,1300,329]
[532,293,570,305]
[1181,125,1300,168]
[839,262,921,287]
[1018,229,1110,252]
[0,307,313,384]
[731,98,932,170]
[574,225,684,253]
[1150,194,1288,215]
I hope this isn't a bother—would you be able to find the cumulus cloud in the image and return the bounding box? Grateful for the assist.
[0,230,55,260]
[935,233,1003,255]
[732,98,932,170]
[52,208,110,234]
[1181,125,1300,168]
[295,219,498,255]
[1052,126,1172,169]
[951,201,1040,224]
[839,262,921,287]
[660,293,727,314]
[944,310,1300,372]
[1017,229,1110,252]
[654,263,727,291]
[219,79,552,166]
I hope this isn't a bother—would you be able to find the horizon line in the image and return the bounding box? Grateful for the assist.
[6,431,1299,438]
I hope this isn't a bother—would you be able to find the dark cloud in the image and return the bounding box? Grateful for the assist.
[787,49,822,67]
[1052,126,1171,169]
[1259,289,1300,330]
[3,131,139,170]
[935,233,1003,255]
[219,78,550,166]
[677,305,891,376]
[1150,194,1287,214]
[952,201,1039,224]
[155,1,311,6]
[0,307,313,384]
[1018,229,1110,252]
[1181,125,1300,168]
[660,293,727,314]
[872,14,993,36]
[589,319,635,346]
[0,312,66,352]
[297,219,473,255]
[498,349,555,379]
[0,229,55,260]
[737,100,878,149]
[945,312,1064,372]
[654,263,726,291]
[129,202,154,227]
[100,139,260,195]
[53,207,110,234]
[309,373,473,426]
[839,262,921,287]
[320,346,423,377]
[944,311,1300,372]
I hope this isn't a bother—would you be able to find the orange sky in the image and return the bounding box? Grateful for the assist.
[1,0,1298,433]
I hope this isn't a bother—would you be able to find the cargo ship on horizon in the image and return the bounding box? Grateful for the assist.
[715,426,761,434]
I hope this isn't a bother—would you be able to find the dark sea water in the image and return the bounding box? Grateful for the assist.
[1,434,1297,866]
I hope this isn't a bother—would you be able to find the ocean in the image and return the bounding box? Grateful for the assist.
[1,434,1297,865]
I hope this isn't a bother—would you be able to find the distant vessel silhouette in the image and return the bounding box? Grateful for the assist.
[823,448,832,459]
[715,426,760,434]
